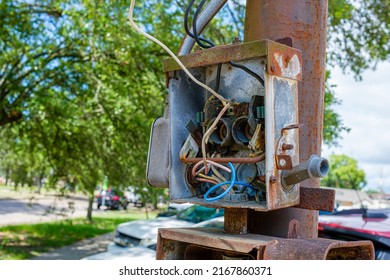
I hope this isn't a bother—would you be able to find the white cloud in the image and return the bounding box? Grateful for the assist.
[322,62,390,193]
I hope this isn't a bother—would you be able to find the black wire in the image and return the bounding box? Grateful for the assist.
[193,0,213,49]
[184,0,214,48]
[229,61,265,88]
[184,0,265,88]
[215,63,222,91]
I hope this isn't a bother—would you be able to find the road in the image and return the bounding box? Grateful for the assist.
[0,188,90,226]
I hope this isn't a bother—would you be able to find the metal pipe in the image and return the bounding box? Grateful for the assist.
[178,0,227,55]
[181,154,265,164]
[282,155,329,189]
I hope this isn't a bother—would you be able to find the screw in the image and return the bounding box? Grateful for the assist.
[282,143,294,150]
[269,175,277,184]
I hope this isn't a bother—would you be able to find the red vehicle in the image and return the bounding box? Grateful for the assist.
[97,189,128,210]
[318,209,390,260]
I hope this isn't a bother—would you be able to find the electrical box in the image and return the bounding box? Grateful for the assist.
[147,40,328,211]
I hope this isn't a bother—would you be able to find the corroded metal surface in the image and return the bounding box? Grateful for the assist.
[295,186,335,212]
[165,40,267,71]
[263,239,374,260]
[156,228,374,260]
[164,40,302,81]
[244,0,329,239]
[157,228,272,256]
[287,219,301,239]
[267,42,302,80]
[181,153,265,164]
[224,208,248,234]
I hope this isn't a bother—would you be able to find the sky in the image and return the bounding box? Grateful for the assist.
[322,62,390,193]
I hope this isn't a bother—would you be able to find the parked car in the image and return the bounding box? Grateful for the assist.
[156,203,193,217]
[82,216,224,260]
[114,205,223,247]
[96,188,128,210]
[318,208,390,260]
[124,187,144,208]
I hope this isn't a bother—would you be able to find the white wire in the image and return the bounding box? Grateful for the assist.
[128,0,229,106]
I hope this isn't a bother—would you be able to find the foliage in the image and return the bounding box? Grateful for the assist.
[0,0,176,219]
[0,0,388,216]
[321,154,367,190]
[328,0,389,79]
[322,71,351,146]
[324,0,389,144]
[0,211,152,260]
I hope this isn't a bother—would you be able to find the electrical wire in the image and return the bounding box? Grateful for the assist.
[184,0,214,48]
[186,0,266,87]
[229,61,265,88]
[214,63,222,91]
[192,158,231,177]
[192,0,211,49]
[210,163,227,182]
[201,103,230,173]
[205,181,257,201]
[197,173,217,181]
[185,0,222,92]
[233,181,257,191]
[204,162,236,202]
[128,0,229,106]
[197,178,218,184]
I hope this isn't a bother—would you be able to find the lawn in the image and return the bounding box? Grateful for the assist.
[0,210,156,260]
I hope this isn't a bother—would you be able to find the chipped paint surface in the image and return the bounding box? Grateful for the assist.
[274,53,301,80]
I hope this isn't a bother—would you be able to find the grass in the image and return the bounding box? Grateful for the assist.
[0,210,157,260]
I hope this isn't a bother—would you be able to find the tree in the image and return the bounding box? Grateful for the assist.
[0,0,388,219]
[0,0,181,220]
[327,0,389,80]
[321,154,367,190]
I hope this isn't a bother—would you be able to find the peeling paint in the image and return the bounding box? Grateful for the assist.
[274,53,301,80]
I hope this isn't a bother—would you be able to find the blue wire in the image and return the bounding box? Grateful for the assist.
[204,181,258,202]
[233,181,257,191]
[204,162,236,202]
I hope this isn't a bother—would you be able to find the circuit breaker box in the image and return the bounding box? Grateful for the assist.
[147,39,328,211]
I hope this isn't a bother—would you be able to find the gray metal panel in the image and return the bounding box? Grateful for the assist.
[270,76,300,209]
[205,59,266,102]
[169,69,207,199]
[146,116,169,188]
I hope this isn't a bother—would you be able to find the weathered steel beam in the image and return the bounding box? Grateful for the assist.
[156,228,374,260]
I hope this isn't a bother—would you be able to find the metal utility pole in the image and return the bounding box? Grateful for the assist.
[238,0,329,239]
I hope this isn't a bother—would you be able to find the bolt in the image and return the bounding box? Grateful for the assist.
[269,175,277,184]
[282,143,294,150]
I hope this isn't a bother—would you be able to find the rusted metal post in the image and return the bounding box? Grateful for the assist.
[243,0,329,238]
[224,208,248,234]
